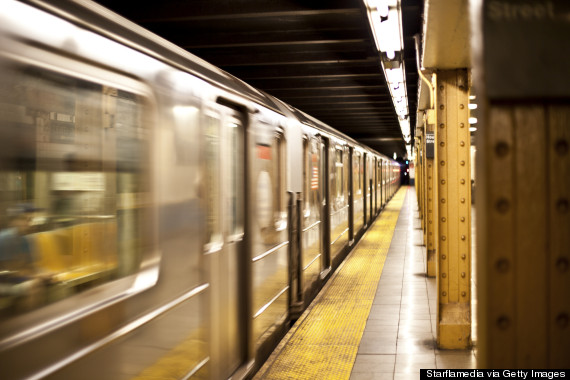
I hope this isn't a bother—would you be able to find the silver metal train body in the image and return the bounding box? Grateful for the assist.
[0,1,401,379]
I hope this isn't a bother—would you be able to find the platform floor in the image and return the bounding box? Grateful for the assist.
[254,186,477,380]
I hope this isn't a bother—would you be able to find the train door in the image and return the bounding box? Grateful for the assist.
[250,120,290,351]
[301,135,322,289]
[363,153,368,227]
[353,151,364,233]
[377,160,382,211]
[204,106,245,379]
[368,155,373,221]
[321,136,331,276]
[373,157,378,215]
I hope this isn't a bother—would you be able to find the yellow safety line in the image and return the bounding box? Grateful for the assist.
[255,187,407,380]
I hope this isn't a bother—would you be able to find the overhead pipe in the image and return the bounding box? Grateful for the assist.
[414,34,434,110]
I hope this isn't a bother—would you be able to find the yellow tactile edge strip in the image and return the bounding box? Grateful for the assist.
[254,187,408,380]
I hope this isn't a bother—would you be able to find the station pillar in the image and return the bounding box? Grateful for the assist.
[473,0,570,367]
[434,69,472,349]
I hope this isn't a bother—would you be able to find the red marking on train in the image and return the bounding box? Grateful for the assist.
[257,145,271,160]
[311,165,319,190]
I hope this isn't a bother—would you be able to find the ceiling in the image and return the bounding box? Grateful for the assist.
[95,0,423,158]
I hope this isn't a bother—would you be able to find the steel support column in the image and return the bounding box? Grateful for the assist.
[425,105,438,278]
[435,69,472,349]
[478,104,570,367]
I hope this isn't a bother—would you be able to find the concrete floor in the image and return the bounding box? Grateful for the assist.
[350,187,477,380]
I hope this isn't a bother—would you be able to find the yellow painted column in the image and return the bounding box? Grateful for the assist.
[435,69,471,349]
[478,104,570,367]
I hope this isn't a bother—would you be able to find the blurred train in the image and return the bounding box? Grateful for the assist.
[0,1,400,379]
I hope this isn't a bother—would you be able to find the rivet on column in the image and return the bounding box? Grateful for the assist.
[497,316,510,330]
[554,139,568,156]
[441,217,447,222]
[441,199,446,204]
[496,258,510,273]
[442,236,447,241]
[461,291,467,297]
[495,141,510,157]
[496,198,510,214]
[556,257,569,273]
[556,199,569,214]
[556,313,569,329]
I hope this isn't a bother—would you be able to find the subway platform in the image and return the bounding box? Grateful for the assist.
[254,186,477,380]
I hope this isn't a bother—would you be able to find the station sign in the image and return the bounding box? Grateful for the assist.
[425,132,435,159]
[483,0,570,98]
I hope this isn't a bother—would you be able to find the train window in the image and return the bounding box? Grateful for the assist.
[226,118,243,236]
[272,133,286,227]
[343,147,349,202]
[256,129,287,247]
[303,137,320,222]
[204,115,222,247]
[0,63,151,320]
[353,153,362,195]
[303,138,310,211]
[335,148,343,200]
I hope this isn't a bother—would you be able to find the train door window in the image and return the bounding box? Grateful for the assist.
[335,148,343,202]
[225,118,243,237]
[303,138,309,212]
[256,128,286,245]
[272,132,286,228]
[343,147,349,203]
[204,115,222,250]
[0,61,152,321]
[353,152,362,196]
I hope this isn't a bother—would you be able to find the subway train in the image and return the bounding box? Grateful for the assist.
[0,1,401,379]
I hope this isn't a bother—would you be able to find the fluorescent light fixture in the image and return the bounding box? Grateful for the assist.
[363,0,409,142]
[468,103,478,110]
[469,127,477,132]
[469,95,476,100]
[469,117,478,124]
[385,67,404,83]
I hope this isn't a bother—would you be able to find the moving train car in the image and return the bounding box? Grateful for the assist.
[0,1,400,379]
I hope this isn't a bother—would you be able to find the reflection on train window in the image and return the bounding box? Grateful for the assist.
[204,115,221,248]
[0,64,150,320]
